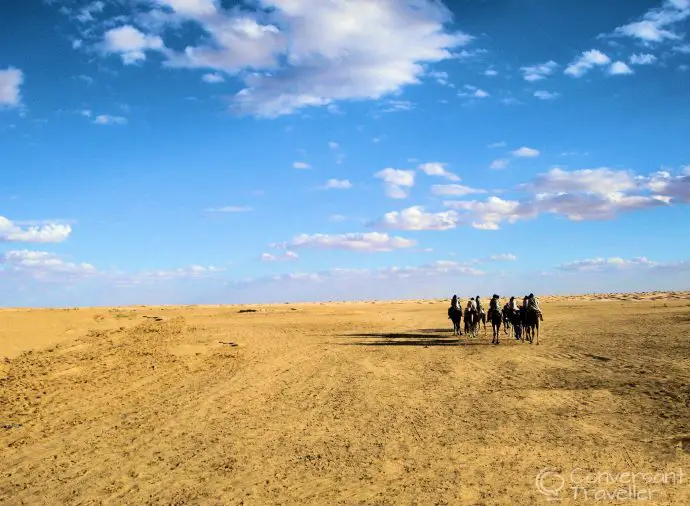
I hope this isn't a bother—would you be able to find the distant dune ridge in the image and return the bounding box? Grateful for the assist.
[1,290,689,503]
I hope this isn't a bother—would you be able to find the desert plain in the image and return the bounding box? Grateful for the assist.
[1,292,689,505]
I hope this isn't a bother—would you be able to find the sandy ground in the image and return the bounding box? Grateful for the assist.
[1,292,689,505]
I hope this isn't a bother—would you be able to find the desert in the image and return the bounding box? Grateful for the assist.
[1,292,689,504]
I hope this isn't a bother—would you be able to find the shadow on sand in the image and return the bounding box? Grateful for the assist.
[336,330,494,347]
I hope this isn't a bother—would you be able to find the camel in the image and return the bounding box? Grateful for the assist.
[447,307,462,336]
[489,307,502,344]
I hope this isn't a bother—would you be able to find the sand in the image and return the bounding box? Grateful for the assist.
[1,292,689,504]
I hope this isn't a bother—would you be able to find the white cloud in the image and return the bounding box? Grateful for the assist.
[375,168,415,199]
[0,250,97,281]
[644,170,690,202]
[613,0,690,42]
[374,205,460,231]
[205,206,253,213]
[458,84,489,98]
[474,89,490,98]
[328,214,346,222]
[609,61,634,75]
[260,251,298,262]
[675,43,690,53]
[534,90,560,100]
[0,216,72,243]
[530,167,638,195]
[154,0,471,117]
[558,257,656,272]
[274,232,416,252]
[202,72,225,83]
[93,114,127,125]
[380,100,415,113]
[127,264,226,282]
[328,141,339,149]
[564,50,611,78]
[322,179,352,190]
[0,68,23,108]
[444,196,523,230]
[487,253,517,262]
[418,162,460,181]
[103,25,164,64]
[512,146,540,158]
[428,70,450,86]
[629,53,658,65]
[484,68,498,77]
[520,61,558,81]
[293,161,311,170]
[490,158,509,170]
[430,184,486,196]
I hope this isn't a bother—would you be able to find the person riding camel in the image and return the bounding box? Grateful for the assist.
[451,294,460,311]
[522,295,529,311]
[487,294,499,320]
[466,298,476,313]
[475,296,484,316]
[509,296,518,312]
[527,293,544,321]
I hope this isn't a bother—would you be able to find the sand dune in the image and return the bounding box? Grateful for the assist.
[1,292,689,504]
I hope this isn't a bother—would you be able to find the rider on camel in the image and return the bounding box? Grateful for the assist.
[451,294,461,311]
[466,298,476,313]
[487,294,499,320]
[475,296,484,316]
[527,293,544,321]
[509,296,518,312]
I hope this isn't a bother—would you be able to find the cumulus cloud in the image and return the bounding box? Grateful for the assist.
[564,50,611,78]
[645,170,690,202]
[487,253,517,262]
[458,84,490,98]
[520,61,558,81]
[103,25,164,64]
[293,161,311,170]
[0,250,96,281]
[93,114,127,125]
[612,0,690,42]
[490,159,509,170]
[375,168,415,199]
[125,264,227,282]
[129,0,471,117]
[0,216,72,243]
[373,206,460,231]
[609,61,634,75]
[273,232,416,252]
[629,53,658,65]
[430,184,486,196]
[417,162,460,181]
[530,167,638,195]
[444,197,523,230]
[0,67,23,108]
[512,146,540,158]
[534,90,560,100]
[260,251,298,262]
[322,179,352,190]
[558,256,657,272]
[202,72,225,83]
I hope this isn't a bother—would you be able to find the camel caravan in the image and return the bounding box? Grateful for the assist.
[448,293,543,345]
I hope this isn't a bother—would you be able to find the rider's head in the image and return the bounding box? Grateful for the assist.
[510,296,514,300]
[529,293,534,298]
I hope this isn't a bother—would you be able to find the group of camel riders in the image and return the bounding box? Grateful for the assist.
[450,293,544,321]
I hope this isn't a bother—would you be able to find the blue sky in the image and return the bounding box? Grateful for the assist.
[1,0,689,307]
